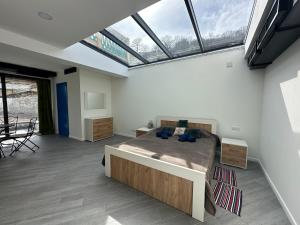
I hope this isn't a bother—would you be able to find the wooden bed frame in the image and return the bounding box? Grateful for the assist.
[105,116,217,222]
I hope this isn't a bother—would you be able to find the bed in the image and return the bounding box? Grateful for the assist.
[104,116,218,222]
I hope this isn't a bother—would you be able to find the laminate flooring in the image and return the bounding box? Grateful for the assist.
[0,135,290,225]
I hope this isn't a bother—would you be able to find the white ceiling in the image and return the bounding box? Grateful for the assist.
[0,43,69,72]
[0,0,159,48]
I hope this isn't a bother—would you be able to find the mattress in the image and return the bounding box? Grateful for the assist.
[113,130,217,177]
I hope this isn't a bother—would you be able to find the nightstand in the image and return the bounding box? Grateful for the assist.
[136,127,155,137]
[221,138,248,169]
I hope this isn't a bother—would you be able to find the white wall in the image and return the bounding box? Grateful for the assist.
[112,47,265,158]
[53,71,83,140]
[79,69,112,139]
[53,68,112,140]
[260,39,300,225]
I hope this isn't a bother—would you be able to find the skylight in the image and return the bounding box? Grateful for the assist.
[81,0,254,67]
[192,0,254,50]
[106,17,167,62]
[83,33,143,66]
[138,0,200,56]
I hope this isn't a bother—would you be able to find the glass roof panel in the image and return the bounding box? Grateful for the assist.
[84,33,143,66]
[107,17,168,62]
[192,0,254,50]
[139,0,200,57]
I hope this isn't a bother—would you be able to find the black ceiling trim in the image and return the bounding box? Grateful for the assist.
[184,0,204,52]
[101,30,149,64]
[132,13,173,58]
[277,24,300,32]
[0,62,56,78]
[80,40,129,67]
[64,67,77,75]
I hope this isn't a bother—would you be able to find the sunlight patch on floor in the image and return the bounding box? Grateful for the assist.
[105,216,123,225]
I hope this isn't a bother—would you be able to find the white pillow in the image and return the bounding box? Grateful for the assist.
[173,127,186,136]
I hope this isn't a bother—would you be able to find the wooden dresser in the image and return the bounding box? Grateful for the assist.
[221,138,248,169]
[85,117,113,142]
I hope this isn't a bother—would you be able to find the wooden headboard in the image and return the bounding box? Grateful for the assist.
[157,116,217,134]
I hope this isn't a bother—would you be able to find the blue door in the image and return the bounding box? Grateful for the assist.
[56,82,69,136]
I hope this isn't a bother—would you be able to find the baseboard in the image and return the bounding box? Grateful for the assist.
[69,135,84,141]
[114,132,135,138]
[247,156,259,162]
[257,159,298,225]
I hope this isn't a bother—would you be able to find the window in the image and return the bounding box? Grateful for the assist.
[192,0,254,50]
[84,33,143,66]
[139,0,200,56]
[107,17,168,62]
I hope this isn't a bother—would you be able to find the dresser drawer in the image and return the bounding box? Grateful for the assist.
[93,124,113,132]
[85,117,113,142]
[94,131,113,141]
[93,118,113,126]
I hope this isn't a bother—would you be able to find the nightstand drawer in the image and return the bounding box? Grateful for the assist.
[222,155,247,168]
[136,127,155,137]
[221,138,248,169]
[222,144,247,158]
[136,130,147,137]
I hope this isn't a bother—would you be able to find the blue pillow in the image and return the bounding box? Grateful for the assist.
[187,129,202,138]
[156,131,162,137]
[178,133,196,142]
[178,133,189,142]
[187,135,196,142]
[156,127,174,139]
[161,132,169,139]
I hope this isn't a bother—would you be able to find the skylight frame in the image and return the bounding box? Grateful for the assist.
[131,14,173,58]
[81,0,255,68]
[81,32,147,66]
[100,29,149,64]
[184,0,204,52]
[106,16,169,63]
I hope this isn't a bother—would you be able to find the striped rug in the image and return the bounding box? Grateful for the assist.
[213,182,243,216]
[213,166,237,186]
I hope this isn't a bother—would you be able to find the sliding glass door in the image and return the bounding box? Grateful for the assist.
[0,75,39,130]
[0,78,3,124]
[6,77,38,123]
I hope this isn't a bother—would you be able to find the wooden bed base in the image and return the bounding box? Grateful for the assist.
[111,155,193,214]
[105,116,217,222]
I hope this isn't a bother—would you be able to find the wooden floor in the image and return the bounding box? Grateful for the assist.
[0,135,290,225]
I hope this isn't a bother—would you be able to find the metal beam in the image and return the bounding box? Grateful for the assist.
[132,13,173,58]
[184,0,204,52]
[101,30,149,64]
